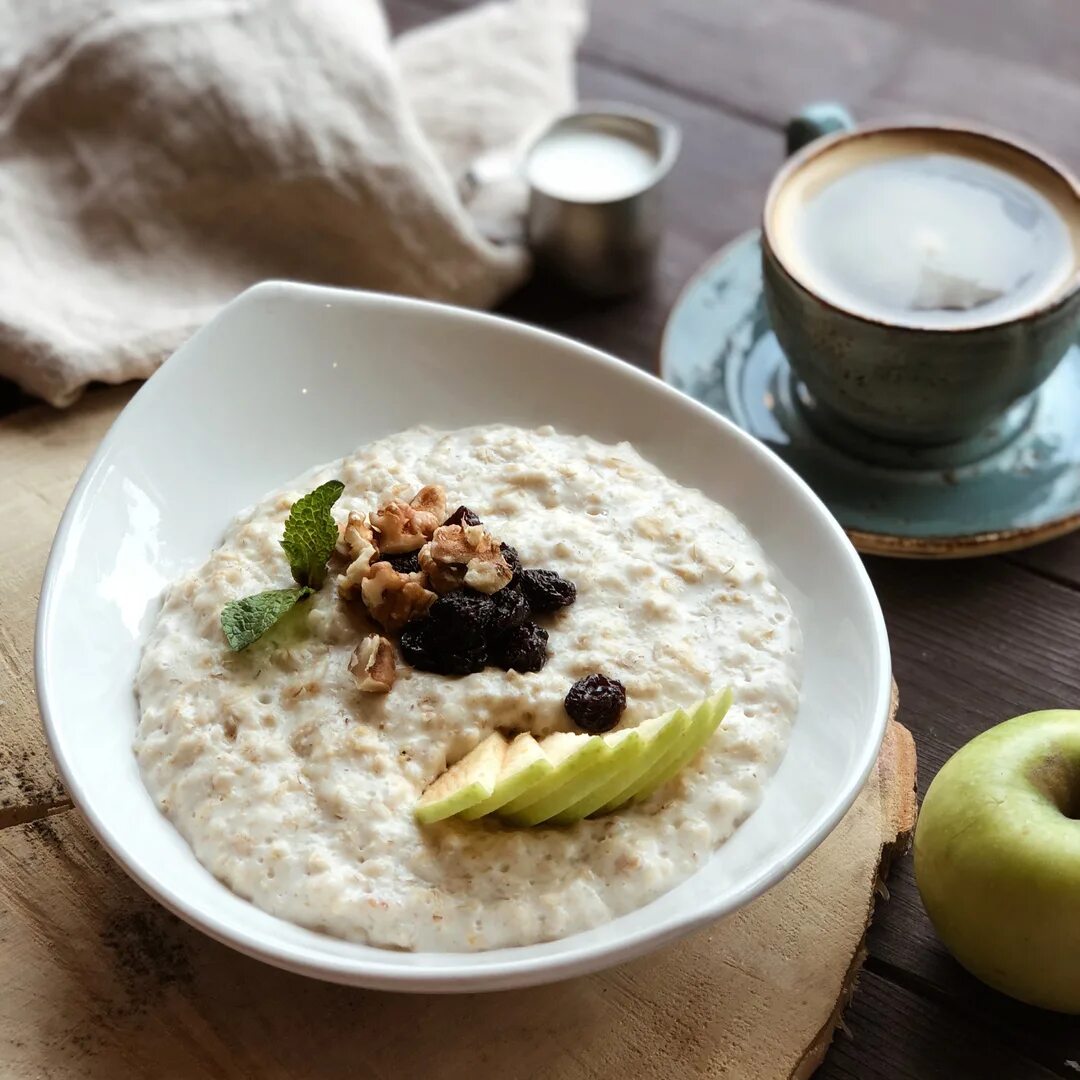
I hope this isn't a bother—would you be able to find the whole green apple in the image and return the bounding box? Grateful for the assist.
[914,709,1080,1013]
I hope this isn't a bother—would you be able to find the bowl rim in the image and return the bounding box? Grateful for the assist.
[35,282,892,991]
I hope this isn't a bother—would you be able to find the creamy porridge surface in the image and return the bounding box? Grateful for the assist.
[135,425,802,951]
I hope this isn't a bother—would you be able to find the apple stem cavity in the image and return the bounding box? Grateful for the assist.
[1029,752,1080,820]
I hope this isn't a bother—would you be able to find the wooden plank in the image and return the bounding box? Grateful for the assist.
[860,555,1080,1073]
[407,0,906,128]
[862,42,1080,166]
[826,0,1080,85]
[1009,541,1080,591]
[0,722,913,1079]
[0,385,133,822]
[814,969,1065,1080]
[411,0,1080,174]
[864,859,1080,1078]
[867,556,1080,784]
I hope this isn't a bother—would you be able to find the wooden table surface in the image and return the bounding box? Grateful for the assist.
[3,1,1079,1077]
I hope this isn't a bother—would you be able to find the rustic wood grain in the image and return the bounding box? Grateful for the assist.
[816,969,1067,1080]
[825,0,1080,82]
[0,720,913,1079]
[0,385,136,823]
[868,557,1080,787]
[862,861,1080,1079]
[1009,543,1080,591]
[407,0,906,128]
[860,557,1080,1076]
[862,44,1080,165]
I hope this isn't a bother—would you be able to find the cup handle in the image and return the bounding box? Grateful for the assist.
[785,102,855,156]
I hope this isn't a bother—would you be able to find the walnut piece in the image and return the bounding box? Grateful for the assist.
[360,561,437,632]
[410,485,447,522]
[336,513,378,601]
[418,523,512,595]
[338,554,373,600]
[369,485,446,554]
[349,634,396,693]
[337,520,377,602]
[337,511,375,561]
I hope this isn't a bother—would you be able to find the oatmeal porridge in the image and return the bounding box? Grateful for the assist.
[135,425,802,951]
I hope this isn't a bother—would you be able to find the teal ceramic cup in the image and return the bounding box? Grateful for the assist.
[761,107,1080,449]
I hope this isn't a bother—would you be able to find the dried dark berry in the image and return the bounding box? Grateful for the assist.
[399,617,488,676]
[500,543,520,575]
[427,645,488,676]
[564,674,626,733]
[399,621,433,668]
[376,550,421,575]
[488,584,531,633]
[501,543,524,588]
[520,568,577,613]
[426,590,494,647]
[444,505,481,528]
[492,622,548,673]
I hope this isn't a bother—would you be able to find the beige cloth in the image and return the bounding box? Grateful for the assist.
[0,0,585,407]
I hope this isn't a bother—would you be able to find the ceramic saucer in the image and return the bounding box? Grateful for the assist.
[661,230,1080,558]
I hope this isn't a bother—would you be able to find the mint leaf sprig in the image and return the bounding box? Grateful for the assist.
[220,480,345,650]
[281,480,345,588]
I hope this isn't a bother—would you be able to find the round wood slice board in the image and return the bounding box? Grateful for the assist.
[0,388,917,1078]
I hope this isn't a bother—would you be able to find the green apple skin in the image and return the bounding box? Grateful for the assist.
[914,709,1080,1014]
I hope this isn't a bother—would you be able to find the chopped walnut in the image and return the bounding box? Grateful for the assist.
[338,556,369,600]
[336,513,378,601]
[368,485,446,554]
[337,511,375,561]
[360,561,436,632]
[349,634,396,693]
[410,485,447,522]
[418,523,512,595]
[338,549,378,606]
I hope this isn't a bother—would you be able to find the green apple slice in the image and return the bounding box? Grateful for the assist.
[591,707,694,815]
[415,732,507,824]
[458,733,553,820]
[630,686,733,805]
[511,727,640,827]
[549,712,679,825]
[496,733,607,825]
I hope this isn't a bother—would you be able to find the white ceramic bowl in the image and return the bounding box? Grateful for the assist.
[37,283,891,992]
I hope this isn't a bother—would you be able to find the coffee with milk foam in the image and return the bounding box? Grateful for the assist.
[770,131,1078,329]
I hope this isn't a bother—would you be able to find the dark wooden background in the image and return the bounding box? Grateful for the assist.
[3,1,1078,1076]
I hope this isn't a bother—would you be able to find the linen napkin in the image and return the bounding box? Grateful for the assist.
[0,0,586,407]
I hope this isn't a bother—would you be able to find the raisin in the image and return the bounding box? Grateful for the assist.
[501,543,524,589]
[444,505,481,528]
[492,622,548,673]
[399,618,488,676]
[426,590,494,647]
[488,585,531,633]
[520,568,577,613]
[427,645,488,676]
[500,543,521,575]
[399,621,433,668]
[376,550,421,575]
[564,674,626,733]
